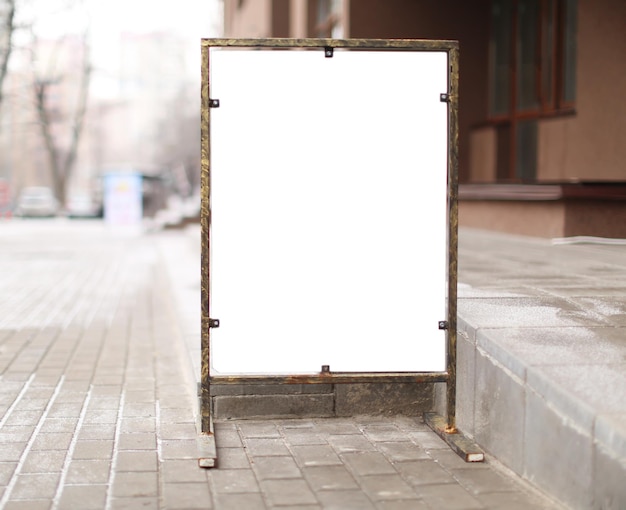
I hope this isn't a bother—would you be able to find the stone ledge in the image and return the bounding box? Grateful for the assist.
[210,382,435,420]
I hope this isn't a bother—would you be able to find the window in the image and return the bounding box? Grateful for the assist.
[315,0,344,38]
[489,0,577,181]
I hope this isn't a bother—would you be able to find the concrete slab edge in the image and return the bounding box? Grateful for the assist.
[458,310,626,507]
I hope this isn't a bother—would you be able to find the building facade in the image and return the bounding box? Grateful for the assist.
[222,0,626,238]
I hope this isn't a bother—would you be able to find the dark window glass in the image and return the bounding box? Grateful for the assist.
[488,0,576,181]
[517,0,540,111]
[490,0,512,115]
[562,0,577,103]
[515,120,538,181]
[542,0,555,107]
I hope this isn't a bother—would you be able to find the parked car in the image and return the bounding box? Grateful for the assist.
[14,187,59,217]
[65,192,103,218]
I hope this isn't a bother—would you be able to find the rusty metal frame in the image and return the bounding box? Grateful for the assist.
[200,38,460,437]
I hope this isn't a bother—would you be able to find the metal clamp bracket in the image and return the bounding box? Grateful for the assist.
[438,321,448,330]
[440,93,450,103]
[209,318,220,328]
[209,99,220,108]
[324,47,334,58]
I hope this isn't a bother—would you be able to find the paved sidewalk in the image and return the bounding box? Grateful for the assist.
[0,221,563,509]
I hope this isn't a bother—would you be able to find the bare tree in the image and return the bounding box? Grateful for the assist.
[31,31,91,205]
[0,0,16,112]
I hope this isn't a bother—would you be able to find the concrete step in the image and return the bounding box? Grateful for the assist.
[444,228,626,510]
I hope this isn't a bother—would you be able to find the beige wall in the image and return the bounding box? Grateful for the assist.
[349,0,491,183]
[537,0,626,182]
[469,127,496,183]
[460,201,567,238]
[289,0,307,37]
[468,0,626,184]
[224,0,272,38]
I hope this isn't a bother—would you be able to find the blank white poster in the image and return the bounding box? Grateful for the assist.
[209,48,449,374]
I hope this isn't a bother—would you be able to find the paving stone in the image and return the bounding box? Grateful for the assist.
[109,496,159,510]
[313,420,361,436]
[362,425,408,442]
[117,433,156,450]
[159,423,198,441]
[11,473,60,499]
[0,463,17,484]
[376,441,430,462]
[215,447,251,469]
[213,421,238,433]
[316,489,376,509]
[21,450,67,474]
[88,397,121,410]
[2,500,52,510]
[120,418,156,433]
[237,421,280,438]
[244,438,290,457]
[123,403,155,418]
[213,429,243,448]
[0,443,26,462]
[395,460,457,486]
[209,469,260,493]
[214,493,266,510]
[408,430,448,450]
[327,434,377,453]
[158,395,195,409]
[123,391,154,403]
[30,433,73,451]
[91,385,123,397]
[291,445,343,467]
[162,482,213,509]
[77,424,116,440]
[0,427,33,443]
[71,440,113,460]
[160,439,197,460]
[39,419,76,434]
[82,409,118,424]
[13,399,48,412]
[282,432,327,446]
[161,459,208,483]
[4,411,42,426]
[56,485,108,509]
[358,474,418,501]
[341,452,397,476]
[251,455,301,480]
[376,500,429,510]
[47,402,84,419]
[112,471,158,498]
[415,484,484,509]
[66,459,111,484]
[260,479,318,506]
[115,451,158,472]
[159,408,194,423]
[302,465,359,491]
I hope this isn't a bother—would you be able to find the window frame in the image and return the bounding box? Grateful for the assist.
[488,0,577,181]
[489,0,577,122]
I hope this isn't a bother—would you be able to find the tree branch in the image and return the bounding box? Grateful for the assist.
[0,0,16,111]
